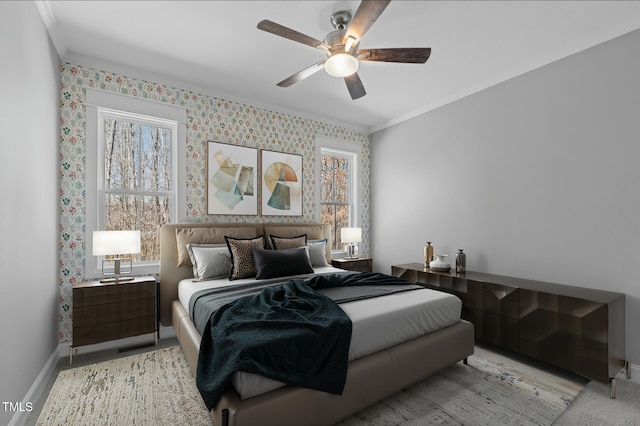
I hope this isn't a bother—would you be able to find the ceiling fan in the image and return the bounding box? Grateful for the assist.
[257,0,431,100]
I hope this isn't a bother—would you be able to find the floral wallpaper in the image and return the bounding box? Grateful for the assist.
[58,62,370,343]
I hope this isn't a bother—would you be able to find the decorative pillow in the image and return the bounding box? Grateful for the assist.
[252,247,314,279]
[186,244,232,280]
[307,238,329,267]
[175,227,257,266]
[269,234,307,250]
[225,236,265,280]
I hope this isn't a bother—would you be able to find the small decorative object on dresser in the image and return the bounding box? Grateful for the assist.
[331,257,372,272]
[424,241,434,267]
[71,276,158,364]
[429,254,450,271]
[455,249,466,273]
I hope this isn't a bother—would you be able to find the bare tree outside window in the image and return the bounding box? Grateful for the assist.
[320,152,352,250]
[103,119,172,262]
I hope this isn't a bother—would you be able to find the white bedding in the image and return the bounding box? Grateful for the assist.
[178,268,462,400]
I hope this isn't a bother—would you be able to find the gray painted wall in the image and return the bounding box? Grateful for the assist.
[0,2,60,424]
[371,29,640,371]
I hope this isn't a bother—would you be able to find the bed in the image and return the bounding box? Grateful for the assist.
[160,222,474,426]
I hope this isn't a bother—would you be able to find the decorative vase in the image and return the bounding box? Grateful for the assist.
[424,242,434,268]
[455,249,466,273]
[429,254,450,271]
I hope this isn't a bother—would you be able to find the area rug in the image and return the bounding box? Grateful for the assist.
[37,346,210,426]
[37,345,584,425]
[338,346,585,425]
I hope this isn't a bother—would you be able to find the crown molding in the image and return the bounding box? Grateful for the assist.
[371,23,640,134]
[34,0,67,58]
[63,52,370,135]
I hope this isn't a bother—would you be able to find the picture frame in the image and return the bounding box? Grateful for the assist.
[260,149,303,216]
[207,141,258,215]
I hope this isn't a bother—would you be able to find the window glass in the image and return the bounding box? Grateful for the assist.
[102,117,173,262]
[320,151,354,250]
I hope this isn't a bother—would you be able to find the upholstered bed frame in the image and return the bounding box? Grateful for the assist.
[160,222,474,426]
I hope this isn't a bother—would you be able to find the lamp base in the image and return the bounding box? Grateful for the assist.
[345,244,359,259]
[99,276,135,283]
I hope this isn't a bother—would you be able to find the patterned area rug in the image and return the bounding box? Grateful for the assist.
[338,345,585,425]
[37,345,584,425]
[37,346,210,426]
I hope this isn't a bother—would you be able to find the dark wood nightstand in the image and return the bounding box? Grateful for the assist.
[71,276,158,363]
[331,257,372,272]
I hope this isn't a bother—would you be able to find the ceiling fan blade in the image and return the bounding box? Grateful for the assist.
[258,20,330,50]
[344,73,366,100]
[277,60,327,87]
[358,48,432,63]
[343,0,391,44]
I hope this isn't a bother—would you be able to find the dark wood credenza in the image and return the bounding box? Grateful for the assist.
[391,263,627,397]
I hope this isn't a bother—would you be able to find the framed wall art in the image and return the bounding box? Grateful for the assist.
[207,141,257,215]
[260,149,303,216]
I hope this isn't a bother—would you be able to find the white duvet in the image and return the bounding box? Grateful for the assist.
[179,267,461,400]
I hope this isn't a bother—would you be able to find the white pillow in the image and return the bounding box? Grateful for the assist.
[186,244,232,280]
[306,239,329,267]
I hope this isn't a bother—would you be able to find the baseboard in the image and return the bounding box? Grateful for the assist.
[7,346,59,426]
[10,326,176,426]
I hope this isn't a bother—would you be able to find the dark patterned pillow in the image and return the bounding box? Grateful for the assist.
[270,234,307,250]
[225,236,265,280]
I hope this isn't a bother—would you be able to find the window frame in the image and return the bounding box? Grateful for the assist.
[315,135,362,255]
[85,89,186,278]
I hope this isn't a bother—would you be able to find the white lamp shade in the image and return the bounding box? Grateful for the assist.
[93,230,141,256]
[341,227,362,243]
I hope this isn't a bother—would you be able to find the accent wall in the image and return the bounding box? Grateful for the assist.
[58,63,370,344]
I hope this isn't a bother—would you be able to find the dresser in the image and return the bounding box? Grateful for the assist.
[391,263,627,397]
[71,276,158,363]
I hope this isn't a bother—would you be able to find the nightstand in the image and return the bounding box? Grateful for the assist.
[71,276,158,363]
[331,257,372,272]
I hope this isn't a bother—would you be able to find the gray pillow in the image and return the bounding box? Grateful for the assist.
[307,238,329,267]
[186,244,231,280]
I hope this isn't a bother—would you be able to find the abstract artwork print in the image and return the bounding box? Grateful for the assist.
[260,150,303,216]
[207,141,257,215]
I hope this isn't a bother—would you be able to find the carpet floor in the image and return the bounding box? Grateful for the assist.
[34,343,590,425]
[554,377,640,425]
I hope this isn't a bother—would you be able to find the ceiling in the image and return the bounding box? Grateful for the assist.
[38,1,640,132]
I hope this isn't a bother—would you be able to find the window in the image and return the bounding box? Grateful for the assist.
[101,112,173,262]
[321,151,352,250]
[86,89,186,277]
[315,136,361,252]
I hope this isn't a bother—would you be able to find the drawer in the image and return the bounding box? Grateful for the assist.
[73,315,156,347]
[480,282,519,318]
[74,281,155,307]
[73,297,156,327]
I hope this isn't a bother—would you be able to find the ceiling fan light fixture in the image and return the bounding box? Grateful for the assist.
[345,35,358,52]
[325,53,359,78]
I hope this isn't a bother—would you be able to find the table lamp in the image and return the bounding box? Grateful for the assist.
[93,230,141,282]
[341,227,361,259]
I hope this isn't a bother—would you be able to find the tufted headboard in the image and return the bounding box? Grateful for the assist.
[159,222,331,326]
